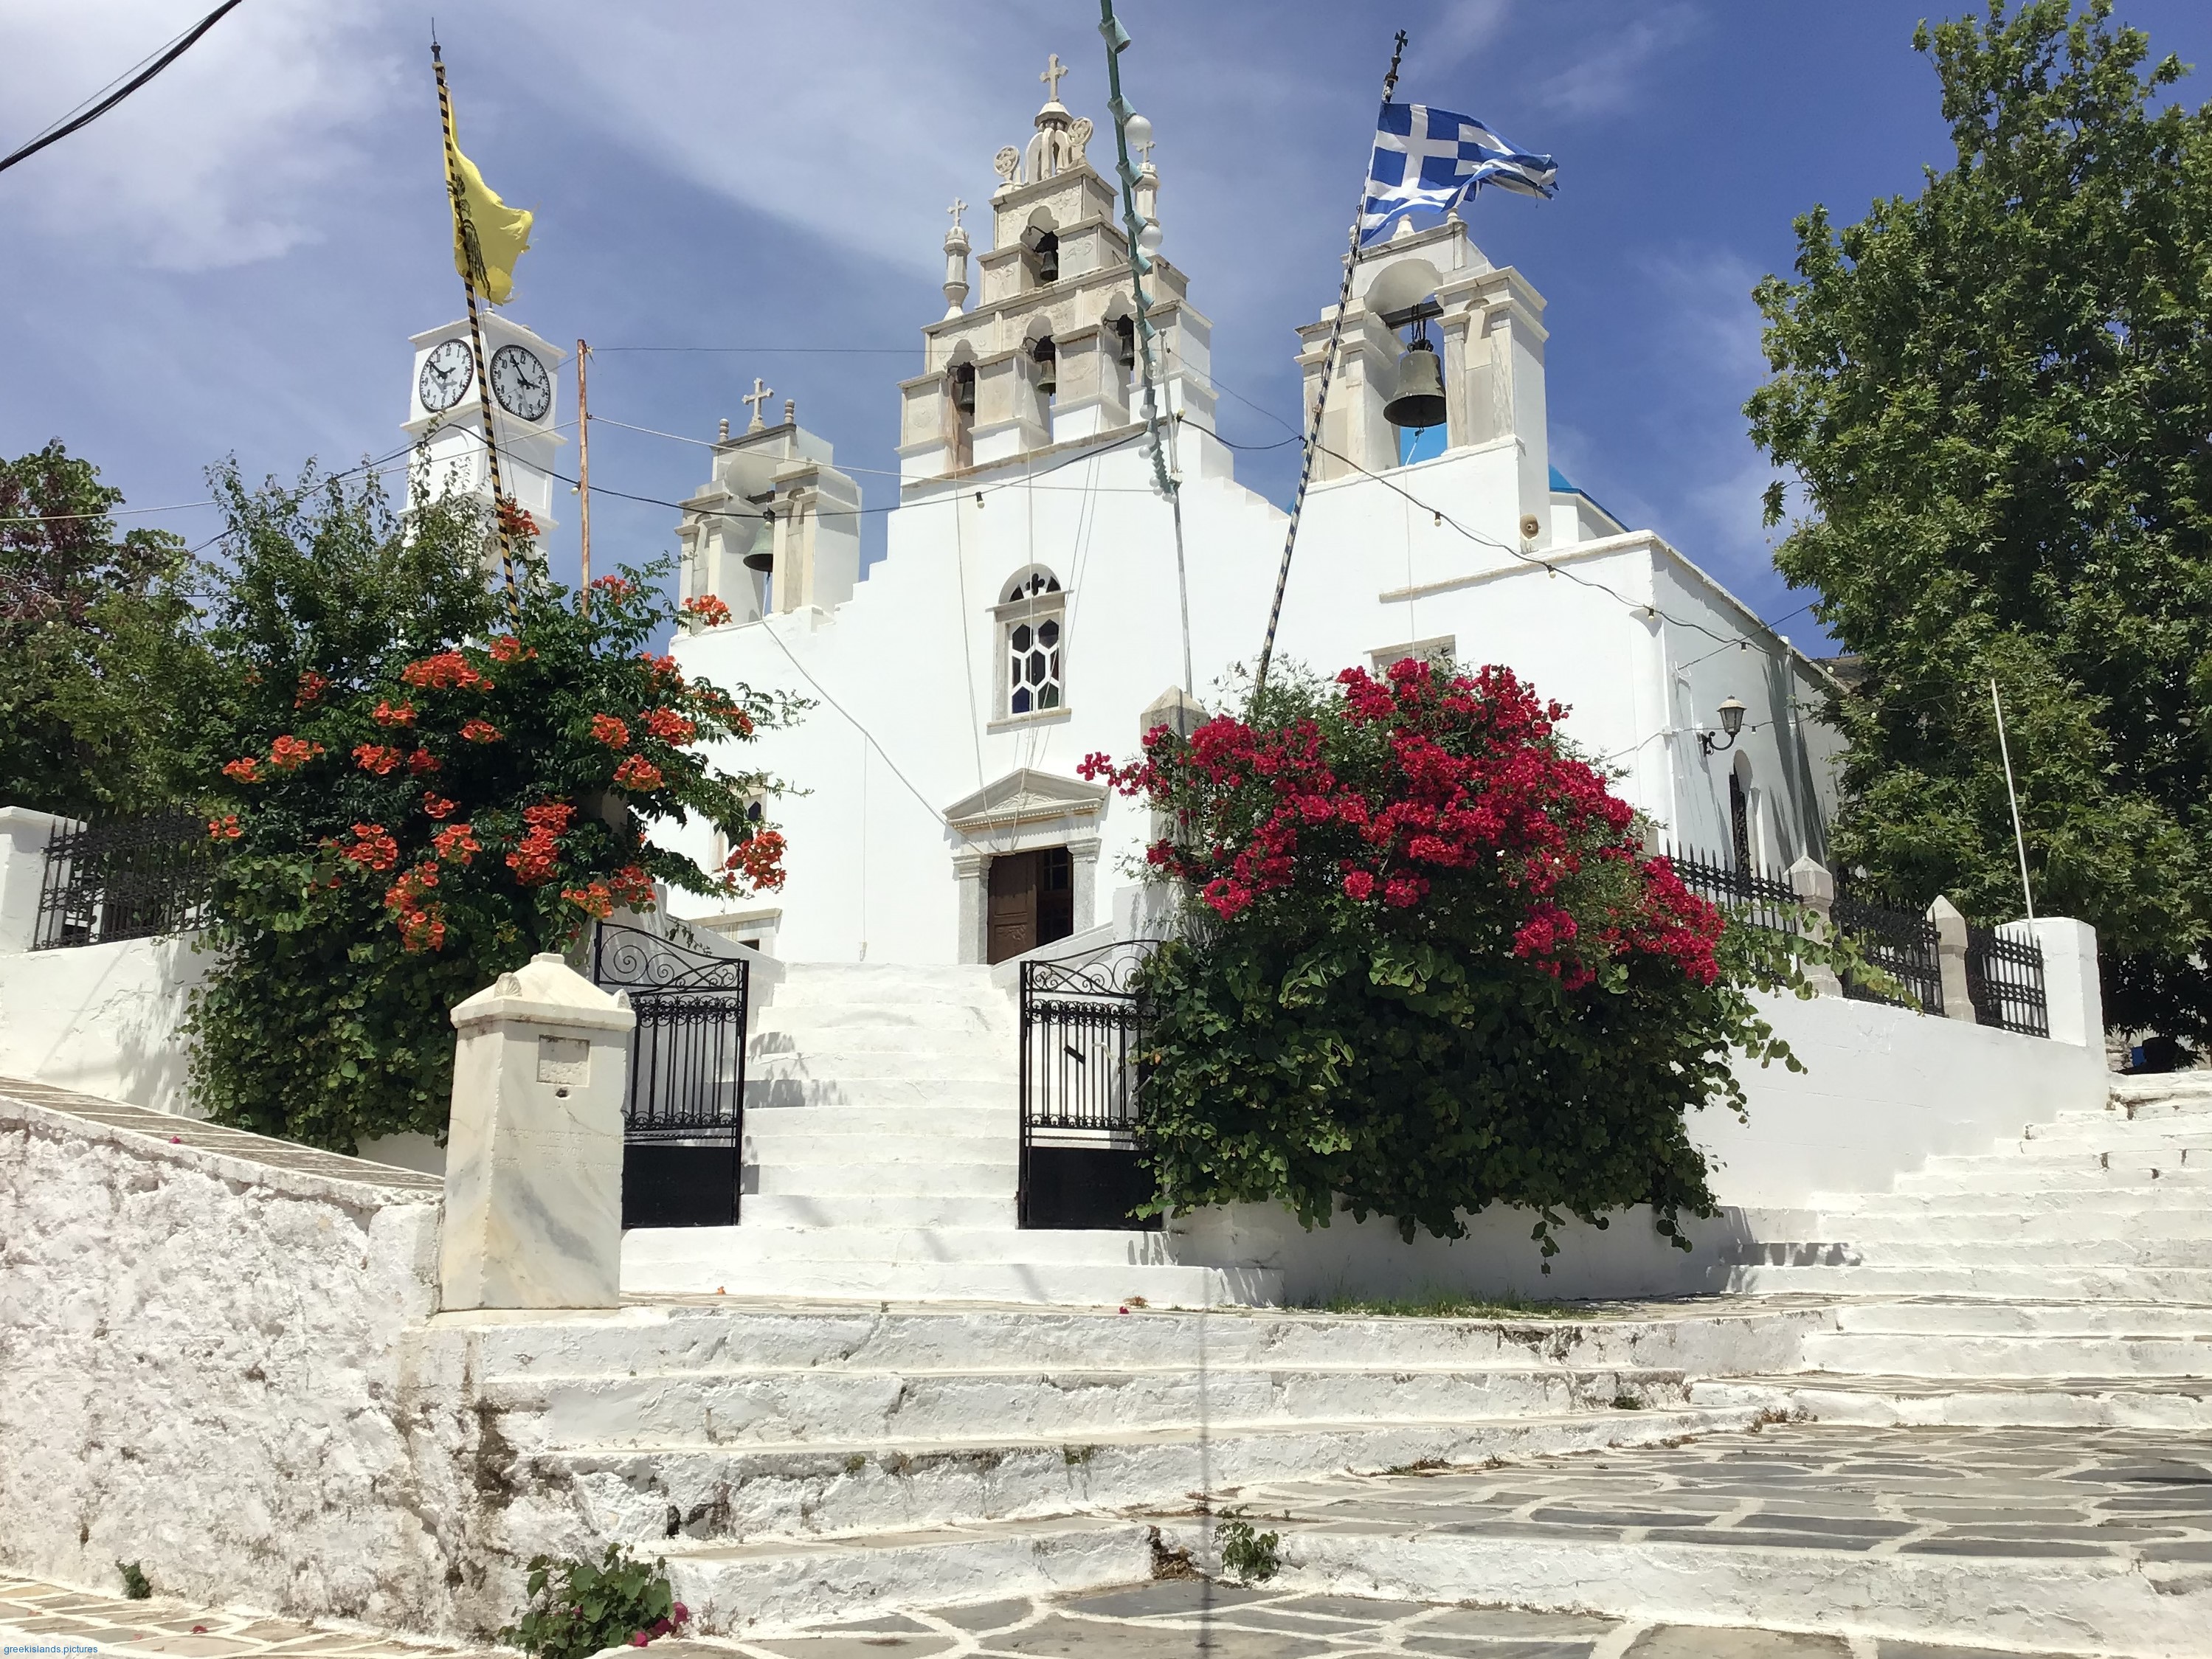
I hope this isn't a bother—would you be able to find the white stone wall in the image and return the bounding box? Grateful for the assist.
[0,933,210,1114]
[0,1092,501,1634]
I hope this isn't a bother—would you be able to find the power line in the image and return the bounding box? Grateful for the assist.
[0,0,249,177]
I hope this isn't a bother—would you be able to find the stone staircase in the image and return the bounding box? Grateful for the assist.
[456,1298,1820,1635]
[620,963,1271,1306]
[1704,1068,2212,1427]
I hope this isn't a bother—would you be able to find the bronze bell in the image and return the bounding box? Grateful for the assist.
[1382,335,1447,430]
[742,509,775,572]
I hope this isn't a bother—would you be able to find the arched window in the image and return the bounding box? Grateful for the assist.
[996,565,1066,719]
[1729,759,1754,872]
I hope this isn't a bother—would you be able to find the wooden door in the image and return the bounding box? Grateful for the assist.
[988,851,1039,965]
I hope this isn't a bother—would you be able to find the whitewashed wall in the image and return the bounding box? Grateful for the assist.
[0,932,210,1113]
[0,1091,488,1631]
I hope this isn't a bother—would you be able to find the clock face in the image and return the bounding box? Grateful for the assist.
[417,339,474,413]
[491,344,552,421]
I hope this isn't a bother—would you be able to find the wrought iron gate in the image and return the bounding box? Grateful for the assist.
[590,922,748,1228]
[1017,940,1161,1230]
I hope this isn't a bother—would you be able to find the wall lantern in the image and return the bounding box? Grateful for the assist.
[1699,695,1747,756]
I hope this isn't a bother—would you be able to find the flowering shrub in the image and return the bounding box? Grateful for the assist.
[184,471,800,1153]
[1082,659,1819,1257]
[500,1544,688,1659]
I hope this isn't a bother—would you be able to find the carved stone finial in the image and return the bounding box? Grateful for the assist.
[993,146,1020,188]
[1040,52,1068,105]
[718,416,730,443]
[784,398,795,426]
[741,377,773,432]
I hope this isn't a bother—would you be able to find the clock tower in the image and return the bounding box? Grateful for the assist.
[404,314,566,545]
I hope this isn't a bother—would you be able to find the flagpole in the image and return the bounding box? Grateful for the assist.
[576,338,592,615]
[1253,29,1408,700]
[432,38,518,613]
[1991,676,2035,921]
[1097,1,1192,699]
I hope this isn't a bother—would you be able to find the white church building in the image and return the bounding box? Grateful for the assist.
[632,69,1843,966]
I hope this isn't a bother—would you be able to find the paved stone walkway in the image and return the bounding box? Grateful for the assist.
[1191,1420,2212,1566]
[728,1579,2085,1658]
[0,1579,482,1659]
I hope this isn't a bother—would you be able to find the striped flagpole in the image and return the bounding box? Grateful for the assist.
[1254,30,1407,699]
[432,38,518,614]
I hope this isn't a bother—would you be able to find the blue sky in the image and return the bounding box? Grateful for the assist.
[7,0,2212,662]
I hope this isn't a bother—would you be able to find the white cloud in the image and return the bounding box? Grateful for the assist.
[1426,0,1513,68]
[1538,4,1699,120]
[0,0,401,270]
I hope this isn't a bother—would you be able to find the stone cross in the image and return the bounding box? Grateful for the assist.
[1040,52,1068,103]
[742,377,773,432]
[1134,134,1155,169]
[947,197,967,232]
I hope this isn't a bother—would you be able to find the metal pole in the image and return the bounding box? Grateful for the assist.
[1097,1,1194,697]
[1254,30,1408,699]
[576,337,592,614]
[432,40,516,614]
[1991,676,2035,921]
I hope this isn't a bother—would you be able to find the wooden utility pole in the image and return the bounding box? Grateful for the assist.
[432,40,516,610]
[576,338,592,614]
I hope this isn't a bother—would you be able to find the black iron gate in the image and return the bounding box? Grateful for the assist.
[1018,941,1161,1230]
[590,922,747,1229]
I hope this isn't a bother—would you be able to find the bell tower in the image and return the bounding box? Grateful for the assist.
[895,54,1217,480]
[674,387,863,625]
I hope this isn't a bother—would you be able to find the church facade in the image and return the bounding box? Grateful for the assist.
[417,66,1844,969]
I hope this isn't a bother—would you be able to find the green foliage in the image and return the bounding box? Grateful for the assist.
[117,1561,152,1600]
[1215,1517,1281,1584]
[1312,1290,1581,1320]
[184,460,797,1151]
[1093,660,1833,1259]
[1746,0,2212,1039]
[500,1545,688,1659]
[0,440,204,817]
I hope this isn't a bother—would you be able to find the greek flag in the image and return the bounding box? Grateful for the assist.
[1358,103,1556,246]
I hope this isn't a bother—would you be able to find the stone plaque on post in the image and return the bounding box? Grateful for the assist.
[439,952,636,1311]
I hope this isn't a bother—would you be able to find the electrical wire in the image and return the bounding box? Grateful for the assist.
[0,0,249,176]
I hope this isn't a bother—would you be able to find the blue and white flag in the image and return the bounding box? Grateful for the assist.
[1358,103,1556,246]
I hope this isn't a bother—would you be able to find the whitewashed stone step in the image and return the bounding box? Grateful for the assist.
[1830,1298,2212,1337]
[2112,1072,2212,1105]
[550,1404,1769,1551]
[747,1048,1016,1082]
[1799,1330,2212,1376]
[1845,1238,2212,1267]
[459,1300,1830,1380]
[1698,1371,2212,1429]
[742,1132,1015,1165]
[1815,1186,2212,1214]
[750,1160,1015,1198]
[1814,1210,2212,1243]
[732,1194,1020,1230]
[756,1002,1011,1036]
[743,1081,1016,1112]
[2016,1123,2212,1149]
[1726,1262,2212,1299]
[1898,1158,2212,1191]
[501,1362,1701,1449]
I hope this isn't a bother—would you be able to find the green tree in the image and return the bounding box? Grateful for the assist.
[184,462,796,1151]
[0,441,201,816]
[1747,0,2212,1042]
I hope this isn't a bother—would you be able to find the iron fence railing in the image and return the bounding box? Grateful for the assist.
[34,811,215,950]
[1831,891,1946,1018]
[1017,937,1161,1230]
[590,921,748,1228]
[1966,924,2050,1039]
[1662,844,1800,935]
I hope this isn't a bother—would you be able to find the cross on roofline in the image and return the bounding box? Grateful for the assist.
[947,198,967,230]
[742,376,773,430]
[1040,52,1067,102]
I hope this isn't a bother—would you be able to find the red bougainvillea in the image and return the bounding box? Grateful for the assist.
[1080,657,1808,1259]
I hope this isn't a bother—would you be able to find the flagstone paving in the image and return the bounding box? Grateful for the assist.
[728,1578,2104,1658]
[1180,1420,2212,1565]
[0,1580,485,1659]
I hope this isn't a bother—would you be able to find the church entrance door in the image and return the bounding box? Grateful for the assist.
[987,845,1074,964]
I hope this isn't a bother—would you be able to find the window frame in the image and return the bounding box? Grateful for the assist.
[990,573,1071,727]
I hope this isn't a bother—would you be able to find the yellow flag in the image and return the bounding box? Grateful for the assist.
[446,117,532,305]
